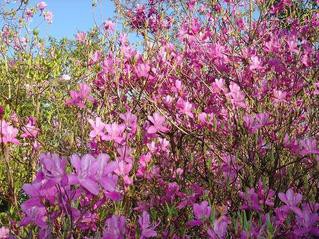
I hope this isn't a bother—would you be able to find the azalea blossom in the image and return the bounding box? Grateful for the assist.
[294,203,319,237]
[104,20,115,32]
[20,200,47,228]
[193,201,211,221]
[40,153,66,183]
[147,112,169,134]
[69,153,119,196]
[66,83,94,108]
[120,111,137,135]
[104,123,126,144]
[249,55,263,71]
[273,89,287,103]
[135,63,150,78]
[0,120,19,144]
[139,211,158,238]
[177,98,194,118]
[88,117,107,140]
[299,138,319,156]
[207,216,229,239]
[37,1,47,11]
[69,154,101,195]
[0,227,9,239]
[43,11,53,24]
[227,83,246,108]
[188,200,212,226]
[103,215,126,239]
[279,188,303,215]
[75,31,87,43]
[21,119,39,138]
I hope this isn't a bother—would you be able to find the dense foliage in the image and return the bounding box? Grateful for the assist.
[0,0,318,238]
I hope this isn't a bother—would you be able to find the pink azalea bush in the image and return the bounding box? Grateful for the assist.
[0,0,318,238]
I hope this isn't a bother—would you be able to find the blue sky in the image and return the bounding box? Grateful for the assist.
[30,0,117,39]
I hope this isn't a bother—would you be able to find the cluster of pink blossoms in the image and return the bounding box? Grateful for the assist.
[1,0,319,238]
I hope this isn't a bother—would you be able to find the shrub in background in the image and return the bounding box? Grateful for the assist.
[0,0,318,238]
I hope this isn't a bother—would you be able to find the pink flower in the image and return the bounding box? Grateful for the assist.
[193,201,211,220]
[135,63,150,78]
[104,20,115,32]
[239,188,261,211]
[209,43,226,59]
[40,153,66,183]
[66,83,94,108]
[137,153,152,177]
[221,154,239,181]
[294,204,319,237]
[0,120,19,144]
[175,80,182,92]
[22,175,57,210]
[198,112,208,124]
[32,140,41,151]
[147,112,169,134]
[120,111,137,135]
[43,11,53,24]
[177,98,194,118]
[314,82,319,95]
[25,9,34,21]
[104,123,126,144]
[70,154,101,195]
[119,33,128,45]
[279,188,302,213]
[22,180,53,199]
[75,32,87,43]
[283,134,299,155]
[37,1,47,11]
[115,159,132,177]
[299,138,319,156]
[139,211,158,238]
[69,153,120,198]
[21,119,39,138]
[227,83,246,108]
[114,147,133,185]
[95,154,120,200]
[88,117,107,140]
[243,113,270,133]
[20,202,47,228]
[249,56,262,71]
[103,215,126,239]
[0,227,9,239]
[214,78,227,93]
[273,89,287,103]
[89,51,101,66]
[287,37,299,54]
[207,216,229,239]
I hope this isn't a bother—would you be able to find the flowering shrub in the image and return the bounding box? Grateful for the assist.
[0,0,319,238]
